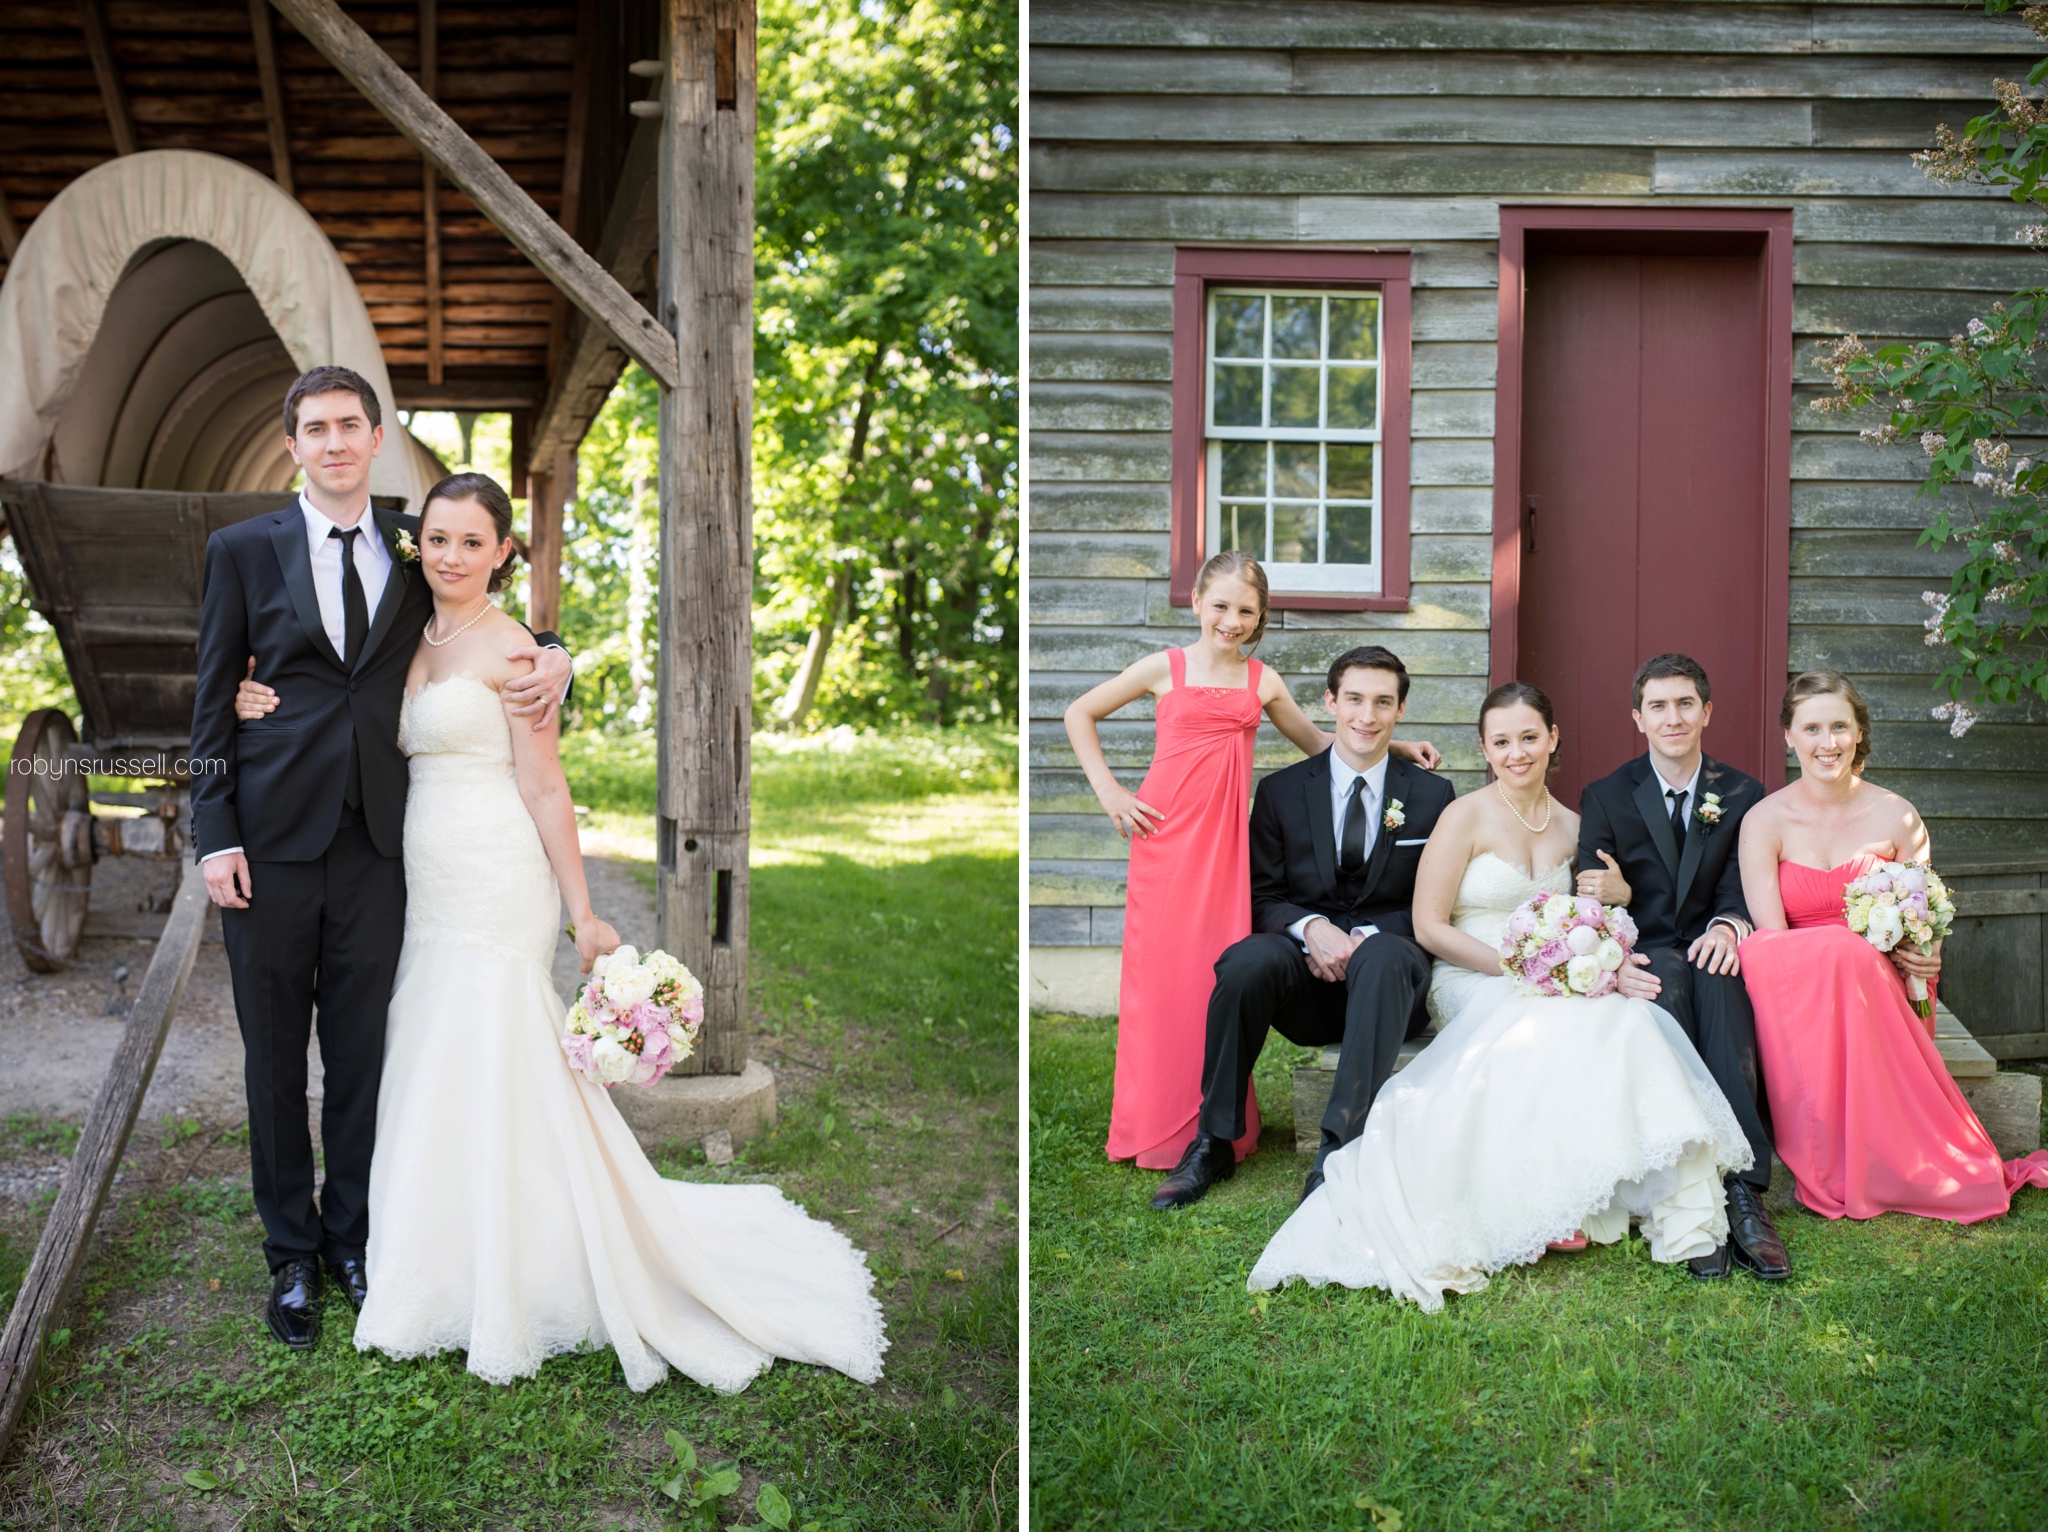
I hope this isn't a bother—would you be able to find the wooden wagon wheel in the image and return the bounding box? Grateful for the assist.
[3,709,92,971]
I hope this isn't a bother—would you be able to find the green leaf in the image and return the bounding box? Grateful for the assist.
[47,1329,70,1350]
[661,1473,686,1502]
[702,1466,743,1498]
[756,1482,794,1529]
[665,1428,697,1471]
[183,1469,220,1492]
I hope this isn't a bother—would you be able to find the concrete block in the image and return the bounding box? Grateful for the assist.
[702,1129,735,1166]
[609,1058,776,1156]
[1031,945,1121,1016]
[1960,1071,2043,1158]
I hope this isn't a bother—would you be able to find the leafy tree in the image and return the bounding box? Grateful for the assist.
[749,0,1017,728]
[1816,0,2048,733]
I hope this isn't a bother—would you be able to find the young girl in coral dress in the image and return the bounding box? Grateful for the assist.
[1062,552,1438,1170]
[1737,670,2048,1222]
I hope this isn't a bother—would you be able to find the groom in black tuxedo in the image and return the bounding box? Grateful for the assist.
[1152,646,1457,1210]
[190,367,573,1348]
[1576,652,1788,1282]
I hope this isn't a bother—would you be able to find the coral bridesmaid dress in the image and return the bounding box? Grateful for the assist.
[1740,857,2048,1223]
[1107,647,1263,1169]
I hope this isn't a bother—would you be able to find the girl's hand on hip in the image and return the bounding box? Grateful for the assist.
[1097,783,1164,840]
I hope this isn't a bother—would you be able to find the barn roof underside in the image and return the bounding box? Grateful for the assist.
[0,0,658,420]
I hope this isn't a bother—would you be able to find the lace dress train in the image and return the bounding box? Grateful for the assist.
[353,675,886,1393]
[1249,855,1751,1311]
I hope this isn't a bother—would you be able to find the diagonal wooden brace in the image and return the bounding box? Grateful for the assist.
[0,859,211,1458]
[268,0,681,390]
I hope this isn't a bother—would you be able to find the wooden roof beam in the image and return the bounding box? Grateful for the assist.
[420,0,443,385]
[0,192,19,261]
[268,0,679,391]
[247,0,295,196]
[76,0,138,156]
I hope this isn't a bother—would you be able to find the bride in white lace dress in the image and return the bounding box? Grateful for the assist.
[1250,682,1750,1311]
[351,476,886,1392]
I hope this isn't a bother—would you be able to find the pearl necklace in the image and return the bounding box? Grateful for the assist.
[423,597,493,647]
[1495,777,1553,834]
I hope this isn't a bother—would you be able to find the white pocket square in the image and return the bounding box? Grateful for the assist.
[1393,838,1428,846]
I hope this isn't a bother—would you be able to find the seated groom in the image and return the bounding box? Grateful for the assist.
[1151,646,1456,1211]
[1576,652,1789,1282]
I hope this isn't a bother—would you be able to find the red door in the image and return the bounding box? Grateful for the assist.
[1516,240,1770,808]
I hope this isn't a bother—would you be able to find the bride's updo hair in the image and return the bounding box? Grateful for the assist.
[1192,550,1269,651]
[421,471,524,594]
[1780,669,1872,773]
[1479,680,1561,777]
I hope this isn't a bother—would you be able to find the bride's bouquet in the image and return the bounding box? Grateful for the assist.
[560,945,706,1087]
[1500,891,1637,999]
[1842,860,1954,1019]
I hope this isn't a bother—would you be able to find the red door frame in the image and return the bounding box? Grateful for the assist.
[1491,205,1794,786]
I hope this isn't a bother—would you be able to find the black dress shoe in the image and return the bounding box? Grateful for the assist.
[264,1258,323,1350]
[1150,1134,1235,1211]
[1298,1169,1326,1206]
[1687,1242,1734,1281]
[325,1255,369,1311]
[1725,1178,1791,1280]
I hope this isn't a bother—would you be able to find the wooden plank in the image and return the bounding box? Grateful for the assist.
[1413,389,1494,438]
[1793,479,1954,531]
[1794,243,2043,291]
[543,0,595,378]
[1411,486,1493,534]
[1413,342,1497,389]
[1797,198,2044,245]
[1030,578,1150,627]
[0,191,18,260]
[1033,140,1655,197]
[1980,1032,2048,1060]
[268,0,679,389]
[1796,286,2009,340]
[654,0,755,1077]
[1030,191,1299,243]
[1029,381,1171,433]
[1955,888,2048,917]
[1851,674,2048,727]
[1035,93,1818,147]
[1028,532,1171,579]
[1028,332,1173,383]
[1032,46,2006,100]
[74,0,136,155]
[420,0,443,385]
[0,860,209,1459]
[1297,197,1502,242]
[1656,150,2009,198]
[1029,431,1172,484]
[1031,624,1490,677]
[1030,287,1173,334]
[1028,483,1171,532]
[1411,437,1494,487]
[1789,529,1964,579]
[246,0,295,194]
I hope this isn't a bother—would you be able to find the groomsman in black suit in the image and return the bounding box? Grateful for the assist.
[1575,652,1789,1282]
[1152,646,1458,1211]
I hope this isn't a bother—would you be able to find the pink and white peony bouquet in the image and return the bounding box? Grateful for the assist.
[560,944,705,1087]
[1500,890,1637,999]
[1842,860,1954,1020]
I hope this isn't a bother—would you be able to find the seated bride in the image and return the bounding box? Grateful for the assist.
[1249,681,1753,1311]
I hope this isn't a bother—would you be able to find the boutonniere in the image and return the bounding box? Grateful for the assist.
[1695,792,1724,828]
[392,526,419,564]
[1383,799,1406,833]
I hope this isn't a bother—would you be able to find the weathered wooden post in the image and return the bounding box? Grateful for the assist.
[655,0,754,1077]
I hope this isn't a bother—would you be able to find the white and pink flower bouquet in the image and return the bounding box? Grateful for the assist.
[1842,860,1954,1019]
[1500,891,1637,999]
[560,944,705,1087]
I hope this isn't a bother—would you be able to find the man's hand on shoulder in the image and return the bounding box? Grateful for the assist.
[504,641,574,731]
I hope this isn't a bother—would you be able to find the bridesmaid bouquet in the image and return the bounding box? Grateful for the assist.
[560,945,706,1087]
[1500,891,1637,999]
[1842,861,1955,1019]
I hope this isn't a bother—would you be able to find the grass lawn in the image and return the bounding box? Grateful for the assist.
[1030,1012,2048,1532]
[0,726,1019,1531]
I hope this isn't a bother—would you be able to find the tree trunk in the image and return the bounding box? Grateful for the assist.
[776,562,850,729]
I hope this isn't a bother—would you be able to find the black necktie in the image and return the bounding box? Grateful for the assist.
[332,526,367,809]
[1668,787,1687,844]
[331,526,368,666]
[1340,775,1370,874]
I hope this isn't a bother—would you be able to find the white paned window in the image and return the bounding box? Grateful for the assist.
[1204,288,1382,594]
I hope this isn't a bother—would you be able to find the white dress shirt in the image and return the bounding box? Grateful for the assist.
[302,493,393,655]
[1290,750,1391,949]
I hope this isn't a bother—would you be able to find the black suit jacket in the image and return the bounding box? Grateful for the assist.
[1250,751,1458,943]
[1576,753,1763,951]
[190,504,564,863]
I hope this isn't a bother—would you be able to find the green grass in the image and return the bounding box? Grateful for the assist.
[1030,1013,2048,1532]
[0,731,1018,1530]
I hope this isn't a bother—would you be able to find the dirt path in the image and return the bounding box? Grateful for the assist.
[0,844,658,1139]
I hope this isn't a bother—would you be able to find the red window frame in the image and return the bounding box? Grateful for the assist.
[1169,246,1413,611]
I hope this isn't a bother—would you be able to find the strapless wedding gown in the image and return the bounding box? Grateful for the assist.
[1249,854,1751,1311]
[353,674,886,1392]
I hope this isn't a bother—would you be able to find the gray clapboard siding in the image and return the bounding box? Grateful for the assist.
[1861,768,2048,820]
[1031,332,1174,383]
[1029,287,1175,333]
[1032,94,1822,149]
[1029,432,1172,483]
[1411,438,1494,486]
[1793,243,2048,290]
[1031,578,1153,626]
[1139,575,1491,629]
[1790,529,1968,578]
[1029,381,1173,432]
[1849,674,2048,725]
[1032,47,2008,102]
[1028,483,1171,532]
[1792,480,1961,529]
[1031,192,1302,242]
[1030,141,1658,197]
[1030,532,1171,578]
[1792,436,1926,480]
[1860,722,2048,774]
[1412,344,1499,389]
[1791,198,2045,244]
[1795,285,2013,338]
[1412,390,1495,438]
[1029,238,1502,288]
[1031,624,1491,681]
[1410,487,1494,534]
[1790,577,1957,625]
[1654,150,2005,197]
[1029,2,2038,56]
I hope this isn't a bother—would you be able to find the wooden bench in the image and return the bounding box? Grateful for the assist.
[1291,1000,2042,1158]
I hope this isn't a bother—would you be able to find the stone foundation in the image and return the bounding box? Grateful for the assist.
[608,1058,777,1156]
